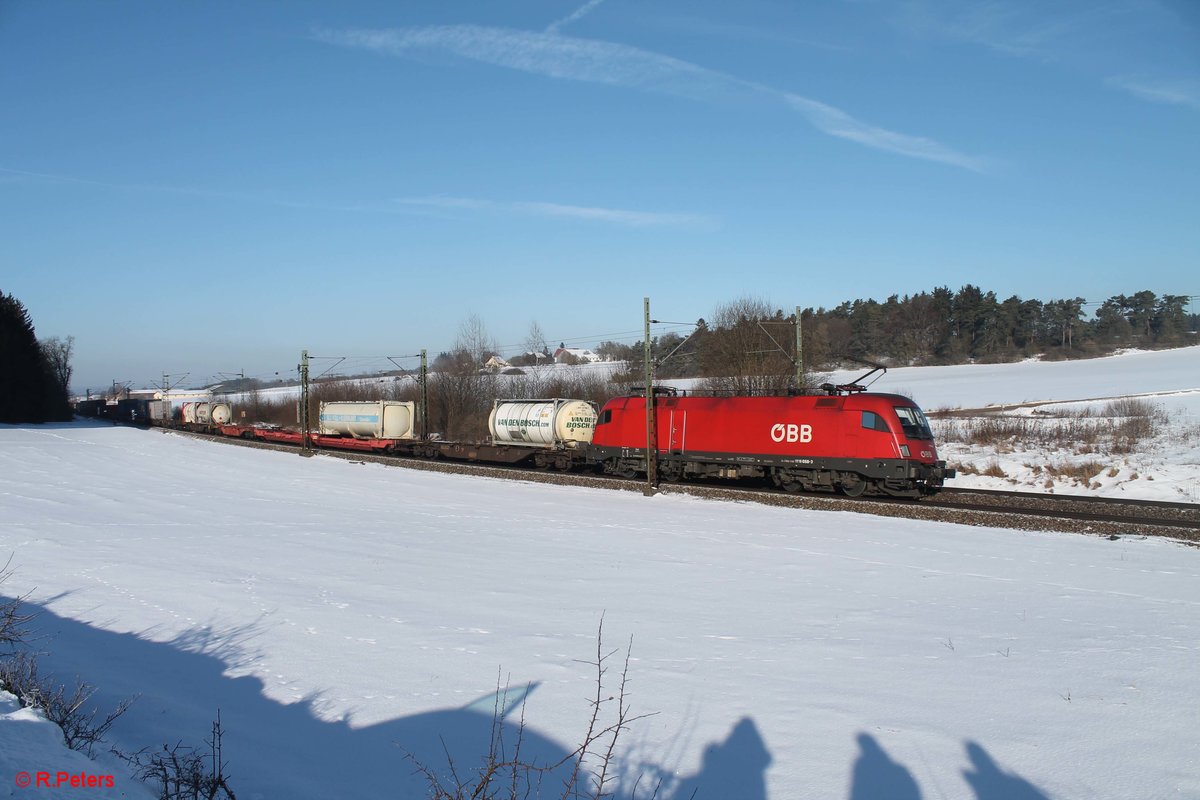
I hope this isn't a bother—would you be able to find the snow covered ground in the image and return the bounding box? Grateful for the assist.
[219,346,1200,501]
[797,346,1200,502]
[3,347,1198,799]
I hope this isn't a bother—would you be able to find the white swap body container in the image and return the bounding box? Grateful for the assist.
[148,400,171,422]
[319,400,415,440]
[488,399,598,448]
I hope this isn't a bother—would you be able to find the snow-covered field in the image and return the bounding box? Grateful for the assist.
[226,347,1200,501]
[822,347,1200,503]
[2,348,1198,799]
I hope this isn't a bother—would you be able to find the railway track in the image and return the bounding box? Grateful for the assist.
[165,427,1200,544]
[640,483,1199,542]
[935,487,1200,530]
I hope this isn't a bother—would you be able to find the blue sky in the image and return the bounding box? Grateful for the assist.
[2,0,1197,391]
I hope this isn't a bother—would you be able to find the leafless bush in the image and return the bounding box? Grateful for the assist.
[0,650,134,757]
[428,372,500,440]
[0,558,33,650]
[1102,398,1161,419]
[934,398,1168,456]
[980,461,1007,478]
[125,712,237,800]
[409,620,659,800]
[500,368,617,408]
[1042,460,1107,485]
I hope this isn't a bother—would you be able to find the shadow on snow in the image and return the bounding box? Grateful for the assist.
[6,599,770,800]
[6,599,1053,800]
[849,733,1052,800]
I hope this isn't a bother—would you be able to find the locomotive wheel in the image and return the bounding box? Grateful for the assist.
[607,459,638,479]
[840,474,868,497]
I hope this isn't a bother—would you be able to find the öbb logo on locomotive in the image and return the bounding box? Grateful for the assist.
[770,423,813,443]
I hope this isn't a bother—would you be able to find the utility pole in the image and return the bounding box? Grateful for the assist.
[643,296,658,495]
[794,305,804,391]
[298,349,311,454]
[419,348,429,439]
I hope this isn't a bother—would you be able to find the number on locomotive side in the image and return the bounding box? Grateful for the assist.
[770,423,812,443]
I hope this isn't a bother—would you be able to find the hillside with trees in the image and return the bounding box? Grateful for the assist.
[599,287,1195,382]
[245,287,1192,441]
[805,287,1193,366]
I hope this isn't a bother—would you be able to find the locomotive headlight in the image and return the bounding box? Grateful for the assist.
[899,444,910,458]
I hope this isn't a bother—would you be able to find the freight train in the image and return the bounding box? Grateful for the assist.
[73,398,230,428]
[78,384,954,498]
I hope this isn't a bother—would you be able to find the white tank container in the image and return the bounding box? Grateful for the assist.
[210,403,233,425]
[488,399,598,448]
[319,401,415,440]
[180,400,230,425]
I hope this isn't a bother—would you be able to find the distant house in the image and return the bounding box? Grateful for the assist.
[553,347,602,364]
[509,351,553,367]
[483,355,511,371]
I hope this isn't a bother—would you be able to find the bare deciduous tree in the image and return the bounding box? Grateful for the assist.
[700,296,798,395]
[523,320,548,357]
[41,335,75,396]
[456,314,499,370]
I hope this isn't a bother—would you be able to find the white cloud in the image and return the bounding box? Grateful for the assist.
[396,194,492,211]
[315,26,723,100]
[783,94,990,171]
[315,24,984,170]
[1106,75,1200,109]
[396,195,711,227]
[893,0,1116,60]
[513,200,707,226]
[546,0,606,35]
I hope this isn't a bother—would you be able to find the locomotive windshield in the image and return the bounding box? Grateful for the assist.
[893,405,934,440]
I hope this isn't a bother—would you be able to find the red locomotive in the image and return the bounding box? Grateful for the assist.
[589,388,953,498]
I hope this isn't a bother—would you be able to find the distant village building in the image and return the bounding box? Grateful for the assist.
[483,355,511,371]
[508,351,553,368]
[553,346,602,364]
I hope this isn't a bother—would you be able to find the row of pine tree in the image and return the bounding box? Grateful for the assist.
[0,292,73,424]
